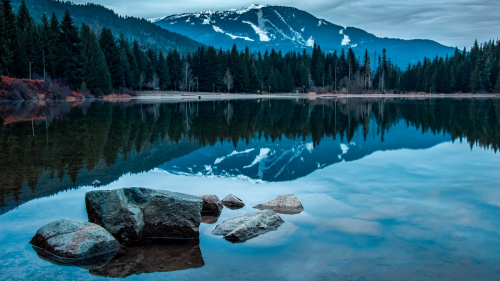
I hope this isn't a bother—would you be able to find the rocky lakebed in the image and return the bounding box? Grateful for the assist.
[28,187,304,276]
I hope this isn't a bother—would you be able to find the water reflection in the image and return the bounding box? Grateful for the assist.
[0,98,499,215]
[89,239,204,278]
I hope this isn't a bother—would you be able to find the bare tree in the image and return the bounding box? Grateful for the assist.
[181,61,192,92]
[223,68,233,93]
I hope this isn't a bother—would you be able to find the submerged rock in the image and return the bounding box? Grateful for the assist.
[198,194,223,214]
[221,194,245,209]
[90,239,204,277]
[254,194,304,214]
[86,188,203,243]
[32,246,118,270]
[30,218,119,268]
[212,210,284,242]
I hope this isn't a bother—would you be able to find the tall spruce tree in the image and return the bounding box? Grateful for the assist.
[1,0,16,75]
[80,24,112,96]
[13,1,33,78]
[99,27,124,90]
[58,10,82,89]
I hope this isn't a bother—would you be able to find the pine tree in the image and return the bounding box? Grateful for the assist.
[47,12,60,78]
[157,51,170,90]
[80,24,112,96]
[494,71,500,93]
[13,1,33,78]
[1,0,16,75]
[248,62,261,93]
[0,4,8,78]
[282,63,295,92]
[267,67,278,93]
[58,10,82,89]
[99,27,124,90]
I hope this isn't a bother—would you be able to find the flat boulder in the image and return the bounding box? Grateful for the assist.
[254,194,304,214]
[221,194,245,209]
[198,194,223,214]
[30,219,119,268]
[86,188,203,243]
[212,210,284,242]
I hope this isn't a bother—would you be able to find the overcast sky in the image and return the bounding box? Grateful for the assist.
[70,0,499,48]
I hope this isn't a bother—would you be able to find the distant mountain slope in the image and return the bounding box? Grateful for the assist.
[152,4,455,66]
[11,0,202,54]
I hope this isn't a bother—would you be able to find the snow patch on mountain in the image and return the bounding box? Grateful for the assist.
[232,4,268,14]
[243,20,270,42]
[339,29,350,46]
[213,25,254,41]
[306,36,315,47]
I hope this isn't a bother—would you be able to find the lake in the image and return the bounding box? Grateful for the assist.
[1,98,500,280]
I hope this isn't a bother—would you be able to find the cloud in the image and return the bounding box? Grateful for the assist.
[69,0,500,48]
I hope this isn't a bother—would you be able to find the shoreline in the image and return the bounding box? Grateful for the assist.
[132,91,500,101]
[2,91,500,103]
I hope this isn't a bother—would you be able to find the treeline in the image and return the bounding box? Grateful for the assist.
[2,1,500,96]
[385,41,500,93]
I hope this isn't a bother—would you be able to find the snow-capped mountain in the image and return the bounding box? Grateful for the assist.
[151,4,454,66]
[158,120,450,182]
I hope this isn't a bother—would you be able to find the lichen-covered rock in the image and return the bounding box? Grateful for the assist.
[198,194,223,214]
[253,194,304,214]
[221,194,245,209]
[86,188,203,242]
[29,219,119,263]
[212,210,284,242]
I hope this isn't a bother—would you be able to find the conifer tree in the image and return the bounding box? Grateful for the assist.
[1,0,16,75]
[58,10,82,89]
[157,51,171,90]
[99,27,124,90]
[282,63,295,92]
[80,23,112,96]
[248,62,261,92]
[13,1,33,78]
[494,71,500,93]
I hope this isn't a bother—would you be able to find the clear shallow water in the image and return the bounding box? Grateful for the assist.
[1,98,500,280]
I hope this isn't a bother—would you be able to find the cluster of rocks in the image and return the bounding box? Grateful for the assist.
[29,188,303,272]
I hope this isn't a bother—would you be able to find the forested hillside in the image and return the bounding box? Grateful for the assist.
[10,0,201,54]
[1,1,499,97]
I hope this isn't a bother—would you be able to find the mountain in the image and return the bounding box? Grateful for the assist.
[11,0,201,54]
[151,4,455,66]
[159,120,450,182]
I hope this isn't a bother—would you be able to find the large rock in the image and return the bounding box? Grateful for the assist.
[30,219,119,268]
[254,194,304,214]
[221,194,245,209]
[212,210,284,242]
[86,188,203,243]
[90,240,204,277]
[198,194,223,214]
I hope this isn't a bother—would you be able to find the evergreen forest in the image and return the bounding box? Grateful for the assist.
[1,0,500,97]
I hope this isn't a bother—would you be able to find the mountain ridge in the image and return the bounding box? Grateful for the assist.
[152,4,455,66]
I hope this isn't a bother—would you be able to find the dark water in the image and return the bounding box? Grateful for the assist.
[1,98,500,280]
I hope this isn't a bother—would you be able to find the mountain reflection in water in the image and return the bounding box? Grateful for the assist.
[0,98,499,215]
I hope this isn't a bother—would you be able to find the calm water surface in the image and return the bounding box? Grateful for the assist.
[0,98,500,280]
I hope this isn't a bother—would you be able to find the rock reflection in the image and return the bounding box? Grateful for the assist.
[32,246,118,270]
[89,239,204,278]
[201,211,222,224]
